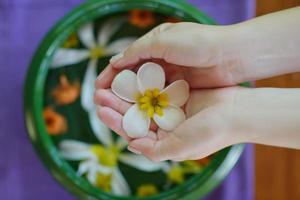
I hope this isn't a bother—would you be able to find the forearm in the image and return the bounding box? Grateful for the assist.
[223,7,300,83]
[235,88,300,149]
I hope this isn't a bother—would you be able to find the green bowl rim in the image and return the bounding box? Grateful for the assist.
[23,0,244,199]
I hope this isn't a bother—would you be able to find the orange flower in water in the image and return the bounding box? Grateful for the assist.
[52,75,80,105]
[129,10,155,28]
[197,156,211,166]
[62,33,79,48]
[165,17,182,23]
[43,107,67,135]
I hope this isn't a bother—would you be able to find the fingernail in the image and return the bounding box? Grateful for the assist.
[96,65,109,79]
[127,146,141,154]
[110,53,123,64]
[95,65,110,86]
[95,72,104,83]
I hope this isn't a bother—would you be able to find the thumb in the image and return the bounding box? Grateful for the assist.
[128,131,185,162]
[109,23,173,69]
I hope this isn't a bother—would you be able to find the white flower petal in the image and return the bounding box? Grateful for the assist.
[162,80,189,107]
[89,109,113,147]
[81,59,97,111]
[94,165,113,175]
[111,167,131,196]
[137,62,165,93]
[159,162,172,173]
[153,106,186,131]
[106,37,136,54]
[77,160,96,176]
[119,153,162,172]
[86,166,97,184]
[80,161,112,183]
[78,23,96,49]
[84,163,111,183]
[51,49,89,68]
[59,140,90,151]
[80,59,113,146]
[98,18,125,46]
[111,70,140,103]
[123,104,150,138]
[116,136,128,151]
[59,140,95,160]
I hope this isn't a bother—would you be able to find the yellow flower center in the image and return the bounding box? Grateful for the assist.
[167,166,184,184]
[95,172,112,192]
[90,145,120,167]
[182,160,202,173]
[90,46,106,60]
[136,184,158,197]
[137,88,169,118]
[167,161,202,185]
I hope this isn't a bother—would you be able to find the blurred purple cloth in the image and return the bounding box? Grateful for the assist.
[0,0,255,199]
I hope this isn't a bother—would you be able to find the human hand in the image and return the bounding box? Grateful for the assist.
[94,22,245,161]
[96,7,300,90]
[94,86,244,161]
[95,22,242,90]
[94,9,300,161]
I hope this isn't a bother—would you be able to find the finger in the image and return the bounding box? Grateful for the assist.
[97,106,131,141]
[148,130,158,140]
[94,89,131,114]
[156,128,169,140]
[149,59,186,85]
[110,23,173,69]
[95,64,121,89]
[128,137,157,159]
[128,133,185,162]
[127,131,158,155]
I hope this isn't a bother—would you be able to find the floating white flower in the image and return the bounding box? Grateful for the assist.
[111,62,189,138]
[51,19,136,144]
[59,131,164,195]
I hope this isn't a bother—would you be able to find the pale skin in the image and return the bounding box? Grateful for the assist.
[94,7,300,161]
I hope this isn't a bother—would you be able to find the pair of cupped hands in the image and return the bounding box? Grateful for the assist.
[94,23,247,162]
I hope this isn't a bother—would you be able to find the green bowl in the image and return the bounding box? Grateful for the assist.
[24,0,245,199]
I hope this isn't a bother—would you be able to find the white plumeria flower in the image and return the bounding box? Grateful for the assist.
[51,19,136,144]
[59,130,164,195]
[111,62,190,138]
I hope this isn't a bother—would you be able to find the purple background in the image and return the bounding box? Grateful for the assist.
[0,0,255,199]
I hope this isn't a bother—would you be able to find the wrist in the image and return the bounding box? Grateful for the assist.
[218,24,250,85]
[230,87,258,143]
[233,87,272,143]
[232,87,300,149]
[223,11,300,83]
